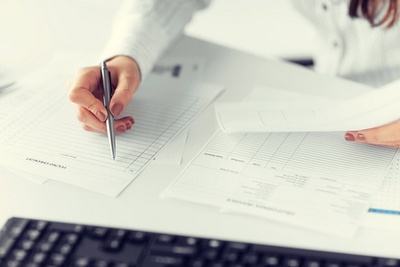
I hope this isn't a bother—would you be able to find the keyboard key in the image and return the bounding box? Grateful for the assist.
[90,228,108,239]
[151,244,198,257]
[49,253,66,266]
[128,231,147,243]
[31,221,48,231]
[150,254,184,265]
[222,251,240,262]
[11,249,27,262]
[156,234,175,244]
[73,257,91,267]
[242,252,259,265]
[39,242,54,253]
[65,233,79,245]
[7,219,29,239]
[227,242,248,251]
[113,229,127,239]
[284,257,302,267]
[304,259,322,267]
[0,238,15,260]
[181,237,200,246]
[103,238,124,252]
[46,231,60,243]
[18,240,35,251]
[380,259,400,267]
[203,249,219,261]
[30,252,47,264]
[207,240,223,249]
[263,255,280,266]
[25,229,41,241]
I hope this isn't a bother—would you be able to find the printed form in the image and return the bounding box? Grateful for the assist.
[0,74,223,197]
[163,130,396,238]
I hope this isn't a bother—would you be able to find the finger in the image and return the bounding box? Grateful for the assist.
[77,105,134,134]
[76,105,107,133]
[110,73,138,117]
[82,118,134,134]
[82,124,103,134]
[68,67,108,122]
[115,116,135,134]
[345,120,400,148]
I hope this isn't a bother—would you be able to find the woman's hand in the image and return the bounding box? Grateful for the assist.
[68,56,141,134]
[345,120,400,148]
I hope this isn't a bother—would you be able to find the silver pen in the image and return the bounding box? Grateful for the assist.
[101,61,116,160]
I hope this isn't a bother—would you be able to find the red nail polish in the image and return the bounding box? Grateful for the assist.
[116,125,126,133]
[345,133,355,141]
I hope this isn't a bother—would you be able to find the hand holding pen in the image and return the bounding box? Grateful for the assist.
[68,56,141,152]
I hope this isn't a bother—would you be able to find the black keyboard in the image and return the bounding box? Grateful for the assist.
[0,217,398,267]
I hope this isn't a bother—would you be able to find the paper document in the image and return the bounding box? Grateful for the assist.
[163,130,396,238]
[143,56,205,165]
[215,80,400,132]
[0,75,223,197]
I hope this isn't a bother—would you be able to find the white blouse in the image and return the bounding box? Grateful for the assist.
[100,0,400,87]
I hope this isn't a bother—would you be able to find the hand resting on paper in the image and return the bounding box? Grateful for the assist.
[345,119,400,148]
[68,56,141,134]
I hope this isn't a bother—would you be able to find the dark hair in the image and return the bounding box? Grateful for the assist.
[349,0,399,28]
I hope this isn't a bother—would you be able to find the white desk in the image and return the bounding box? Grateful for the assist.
[1,36,400,259]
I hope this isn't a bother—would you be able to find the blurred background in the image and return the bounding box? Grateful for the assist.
[0,0,318,78]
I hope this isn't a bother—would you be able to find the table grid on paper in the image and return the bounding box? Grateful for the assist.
[195,130,396,187]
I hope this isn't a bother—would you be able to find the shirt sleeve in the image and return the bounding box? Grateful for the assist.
[98,0,211,80]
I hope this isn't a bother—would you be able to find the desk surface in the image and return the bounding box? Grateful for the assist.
[1,36,400,258]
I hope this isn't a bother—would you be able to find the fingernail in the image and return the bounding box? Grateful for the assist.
[112,103,123,117]
[116,125,126,133]
[345,133,355,141]
[356,133,365,140]
[96,111,107,122]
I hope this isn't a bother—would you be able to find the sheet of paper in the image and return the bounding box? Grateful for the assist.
[143,56,205,165]
[162,130,396,238]
[215,80,400,133]
[0,73,223,196]
[153,129,188,165]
